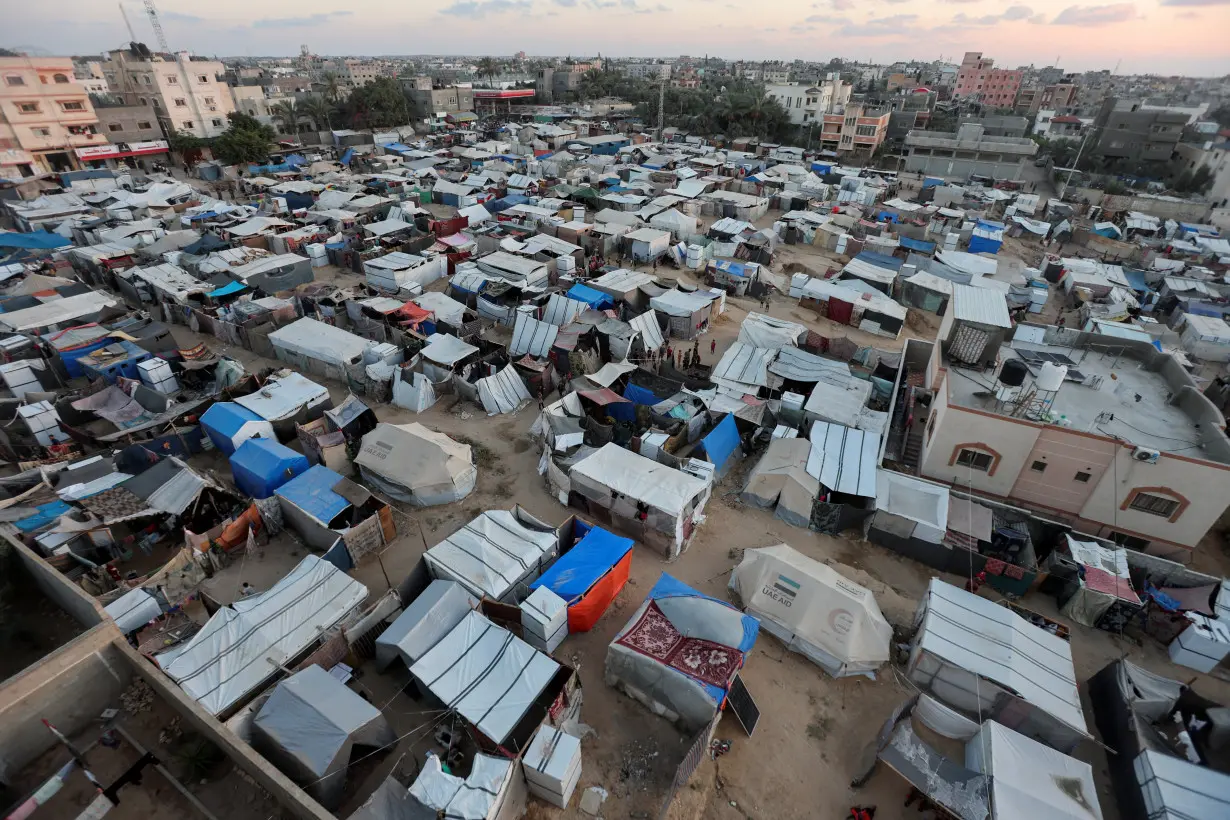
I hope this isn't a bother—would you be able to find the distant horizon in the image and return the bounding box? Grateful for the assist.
[8,0,1230,77]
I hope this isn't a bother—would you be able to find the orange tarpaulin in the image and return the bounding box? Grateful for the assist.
[567,550,632,632]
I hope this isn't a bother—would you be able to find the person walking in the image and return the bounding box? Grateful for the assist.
[710,339,716,356]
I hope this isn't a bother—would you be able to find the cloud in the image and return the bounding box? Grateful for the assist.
[552,0,578,5]
[953,4,1035,23]
[1051,3,1137,24]
[1158,0,1228,5]
[837,13,919,35]
[1175,9,1199,15]
[439,0,531,16]
[160,11,203,23]
[831,0,855,8]
[252,11,352,28]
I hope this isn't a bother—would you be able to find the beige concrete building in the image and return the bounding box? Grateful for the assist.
[100,47,235,139]
[910,314,1230,563]
[0,56,105,176]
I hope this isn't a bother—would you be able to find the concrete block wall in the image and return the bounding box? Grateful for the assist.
[4,527,107,629]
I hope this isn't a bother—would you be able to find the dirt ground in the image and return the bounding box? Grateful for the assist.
[125,226,1230,820]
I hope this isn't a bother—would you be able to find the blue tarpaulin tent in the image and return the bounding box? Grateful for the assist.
[699,414,740,477]
[486,194,531,213]
[856,250,904,272]
[340,148,355,166]
[899,236,936,254]
[0,232,72,250]
[230,438,309,499]
[968,221,1004,255]
[208,280,249,298]
[383,143,414,154]
[621,383,661,406]
[15,500,72,532]
[275,464,350,526]
[566,283,614,309]
[922,176,943,189]
[201,402,276,456]
[531,525,634,631]
[1122,268,1149,293]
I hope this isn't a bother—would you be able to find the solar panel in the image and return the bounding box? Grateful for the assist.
[727,674,760,736]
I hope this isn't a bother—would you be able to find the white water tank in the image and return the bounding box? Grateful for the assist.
[1037,362,1068,392]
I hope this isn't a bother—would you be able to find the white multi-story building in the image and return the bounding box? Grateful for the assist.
[101,48,236,139]
[765,74,851,126]
[623,63,671,81]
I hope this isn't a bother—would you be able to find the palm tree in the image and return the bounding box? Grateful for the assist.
[270,100,299,135]
[298,96,332,132]
[475,57,500,87]
[320,72,343,106]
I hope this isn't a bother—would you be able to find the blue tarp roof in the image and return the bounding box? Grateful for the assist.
[1123,268,1149,293]
[899,236,936,253]
[0,231,72,250]
[201,402,267,453]
[183,234,227,255]
[711,259,752,278]
[230,438,309,500]
[650,572,759,655]
[531,526,634,602]
[565,282,614,309]
[699,413,740,476]
[487,194,531,213]
[16,500,72,532]
[208,280,249,298]
[340,148,355,166]
[855,250,904,271]
[275,464,349,524]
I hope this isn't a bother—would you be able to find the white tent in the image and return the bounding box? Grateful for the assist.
[156,556,368,715]
[628,309,664,351]
[736,312,806,350]
[267,317,370,371]
[425,508,558,602]
[510,311,558,357]
[476,364,531,415]
[252,665,397,808]
[966,720,1102,820]
[408,752,526,820]
[729,544,891,677]
[410,611,559,745]
[105,588,162,634]
[374,580,476,670]
[355,423,476,506]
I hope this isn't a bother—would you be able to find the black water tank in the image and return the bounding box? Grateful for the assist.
[999,359,1028,387]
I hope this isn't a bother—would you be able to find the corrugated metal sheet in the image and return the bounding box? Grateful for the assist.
[952,284,1012,329]
[510,312,559,357]
[768,347,851,384]
[806,421,878,498]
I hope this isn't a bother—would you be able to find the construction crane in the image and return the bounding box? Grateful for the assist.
[143,0,170,53]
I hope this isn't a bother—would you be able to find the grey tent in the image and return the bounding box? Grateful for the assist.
[345,777,419,820]
[252,665,397,808]
[374,580,477,671]
[739,438,818,528]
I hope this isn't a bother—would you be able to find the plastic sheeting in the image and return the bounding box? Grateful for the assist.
[156,556,368,714]
[230,438,309,500]
[729,544,890,677]
[736,312,806,350]
[699,414,741,476]
[570,443,707,517]
[425,509,558,601]
[410,610,559,744]
[806,421,879,499]
[104,587,161,634]
[510,312,559,357]
[355,423,476,507]
[966,720,1103,820]
[408,753,517,820]
[628,309,664,351]
[531,526,633,630]
[375,580,476,671]
[476,364,531,415]
[874,470,949,544]
[542,293,589,327]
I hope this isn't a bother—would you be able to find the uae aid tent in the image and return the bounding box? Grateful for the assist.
[605,573,759,732]
[424,508,559,602]
[530,524,634,631]
[156,555,368,715]
[410,610,559,746]
[355,422,476,506]
[966,720,1103,820]
[252,665,397,808]
[729,544,890,678]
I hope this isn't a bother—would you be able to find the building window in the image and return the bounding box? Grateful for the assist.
[53,73,70,84]
[5,75,25,86]
[1030,460,1047,473]
[955,449,994,472]
[174,98,187,107]
[17,102,40,113]
[198,75,208,83]
[138,97,147,105]
[211,118,223,127]
[31,127,50,137]
[166,75,178,84]
[108,123,124,132]
[61,101,85,111]
[182,120,193,129]
[204,96,215,105]
[1128,492,1181,518]
[142,76,152,85]
[1110,532,1151,551]
[137,120,152,129]
[1072,470,1093,483]
[926,414,937,444]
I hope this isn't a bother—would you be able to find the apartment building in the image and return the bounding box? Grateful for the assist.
[766,75,852,126]
[1175,139,1230,208]
[956,114,1029,139]
[537,63,599,103]
[904,122,1037,180]
[819,103,890,157]
[1092,98,1186,164]
[623,62,671,81]
[0,56,105,176]
[85,94,166,169]
[101,47,235,139]
[1014,82,1078,115]
[953,52,1022,107]
[403,82,475,120]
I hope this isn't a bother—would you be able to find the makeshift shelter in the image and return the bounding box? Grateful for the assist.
[410,610,560,746]
[729,544,891,678]
[407,752,527,820]
[235,371,332,431]
[268,317,369,378]
[252,665,397,808]
[650,289,714,340]
[476,364,532,415]
[866,470,951,567]
[229,438,309,500]
[740,437,818,528]
[568,443,710,560]
[156,556,368,715]
[200,402,275,455]
[104,588,162,635]
[907,579,1089,752]
[374,580,477,671]
[531,525,633,632]
[1046,535,1142,629]
[605,573,758,732]
[355,423,476,506]
[966,720,1103,820]
[274,465,387,552]
[346,777,419,820]
[424,507,559,602]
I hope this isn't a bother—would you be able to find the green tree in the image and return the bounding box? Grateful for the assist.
[476,57,500,86]
[167,129,202,154]
[340,77,408,129]
[320,72,344,106]
[270,100,299,135]
[211,111,275,164]
[298,96,332,132]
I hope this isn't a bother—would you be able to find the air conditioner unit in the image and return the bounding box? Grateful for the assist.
[1132,447,1160,464]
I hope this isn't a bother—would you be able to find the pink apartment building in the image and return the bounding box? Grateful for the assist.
[954,52,1022,108]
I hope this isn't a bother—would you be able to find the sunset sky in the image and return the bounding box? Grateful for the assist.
[8,0,1230,76]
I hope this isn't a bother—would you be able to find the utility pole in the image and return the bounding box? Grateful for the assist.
[657,77,665,139]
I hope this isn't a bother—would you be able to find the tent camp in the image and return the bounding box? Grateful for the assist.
[252,665,397,808]
[740,437,818,528]
[966,720,1103,820]
[908,579,1089,752]
[104,587,162,635]
[156,556,368,715]
[374,579,477,671]
[424,507,559,602]
[229,438,309,499]
[567,443,710,559]
[201,402,275,456]
[406,752,527,820]
[355,423,476,506]
[606,573,759,732]
[476,363,532,415]
[410,610,560,746]
[729,544,891,678]
[530,524,634,632]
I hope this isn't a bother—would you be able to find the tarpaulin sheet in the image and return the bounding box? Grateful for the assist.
[566,283,615,309]
[0,231,72,250]
[699,413,740,474]
[899,236,935,253]
[532,526,634,602]
[622,383,661,406]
